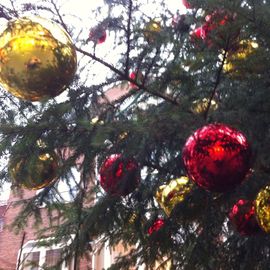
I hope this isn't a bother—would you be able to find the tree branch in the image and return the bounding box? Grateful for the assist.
[125,0,133,75]
[75,46,180,105]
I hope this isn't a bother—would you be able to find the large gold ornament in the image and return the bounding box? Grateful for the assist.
[223,40,259,73]
[255,185,270,233]
[191,98,218,114]
[0,16,77,101]
[155,176,193,216]
[9,151,59,190]
[143,19,161,43]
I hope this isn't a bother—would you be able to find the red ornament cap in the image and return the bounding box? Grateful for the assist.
[182,123,252,192]
[148,218,165,235]
[99,154,140,196]
[229,199,261,236]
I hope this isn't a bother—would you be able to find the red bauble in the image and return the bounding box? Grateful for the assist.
[190,10,238,49]
[182,123,252,192]
[89,27,107,44]
[99,154,140,196]
[129,70,143,89]
[148,218,165,235]
[181,0,191,9]
[191,25,209,40]
[229,199,261,236]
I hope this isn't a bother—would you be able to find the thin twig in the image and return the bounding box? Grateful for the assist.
[75,46,180,105]
[125,0,133,75]
[50,0,69,33]
[8,0,18,17]
[203,43,230,121]
[16,232,26,270]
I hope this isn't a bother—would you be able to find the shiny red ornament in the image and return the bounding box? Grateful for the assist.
[181,0,191,9]
[129,70,143,89]
[99,154,140,196]
[89,27,107,44]
[229,199,261,236]
[182,123,252,192]
[191,25,209,40]
[190,10,238,49]
[148,218,165,235]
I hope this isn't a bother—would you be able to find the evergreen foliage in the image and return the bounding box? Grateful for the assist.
[0,0,270,269]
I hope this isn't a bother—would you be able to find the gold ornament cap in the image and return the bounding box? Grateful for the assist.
[0,16,77,101]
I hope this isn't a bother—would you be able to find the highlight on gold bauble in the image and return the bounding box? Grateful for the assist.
[143,19,162,43]
[155,176,193,216]
[0,16,77,101]
[223,40,259,73]
[255,185,270,233]
[191,98,218,115]
[9,151,59,190]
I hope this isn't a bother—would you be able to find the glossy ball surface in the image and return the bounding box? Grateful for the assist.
[129,70,143,89]
[255,185,270,233]
[89,27,107,44]
[229,199,261,236]
[191,10,239,49]
[223,40,259,73]
[9,151,59,190]
[0,16,77,101]
[155,176,193,216]
[182,123,252,192]
[99,154,140,196]
[191,98,218,115]
[143,20,161,43]
[148,218,165,235]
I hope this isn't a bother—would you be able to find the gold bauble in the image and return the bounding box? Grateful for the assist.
[155,176,193,216]
[128,212,137,224]
[143,19,161,43]
[223,40,258,73]
[9,151,59,190]
[191,98,218,114]
[0,16,77,101]
[255,185,270,233]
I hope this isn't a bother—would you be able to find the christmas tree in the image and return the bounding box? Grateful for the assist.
[0,0,270,269]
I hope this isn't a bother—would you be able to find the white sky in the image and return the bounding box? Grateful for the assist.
[0,0,187,201]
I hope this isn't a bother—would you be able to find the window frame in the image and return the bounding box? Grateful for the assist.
[16,238,74,270]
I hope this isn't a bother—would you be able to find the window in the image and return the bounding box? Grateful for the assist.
[0,218,4,232]
[45,249,61,267]
[22,252,40,270]
[17,239,73,270]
